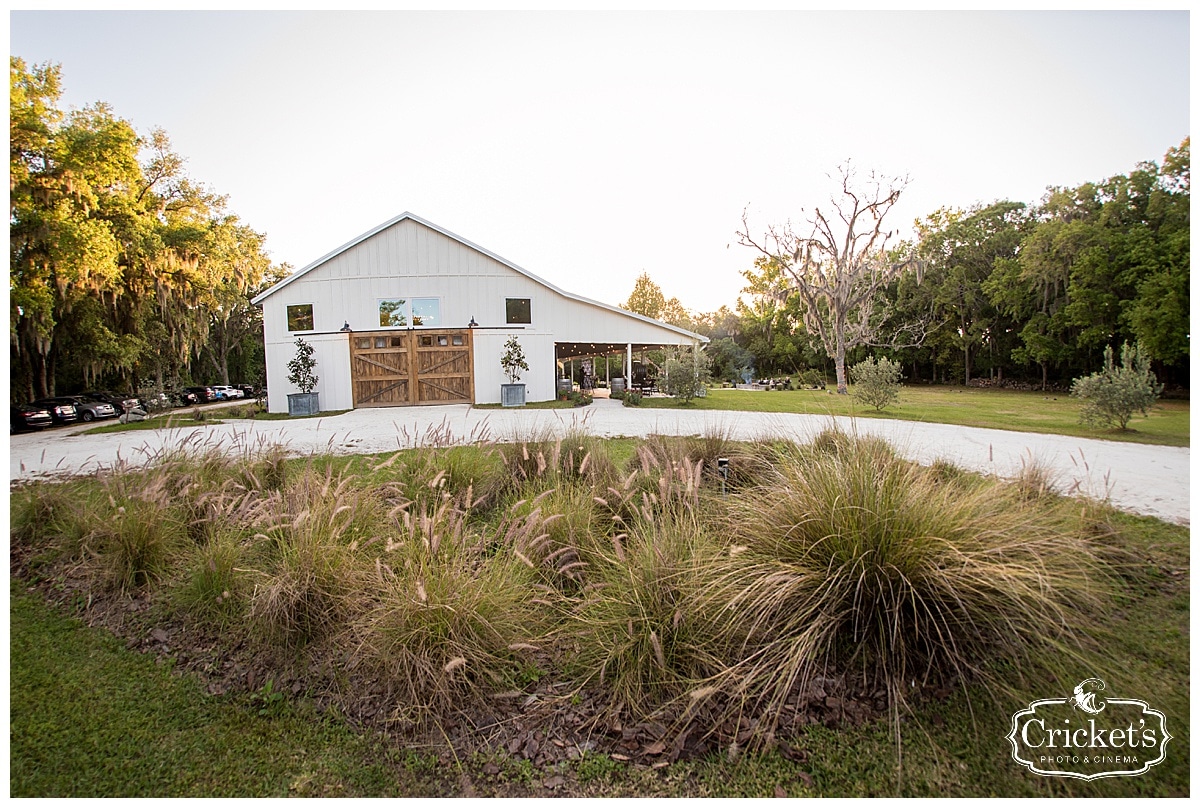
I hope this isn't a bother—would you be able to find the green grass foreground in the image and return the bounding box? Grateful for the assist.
[83,407,351,434]
[10,432,1190,797]
[638,385,1189,447]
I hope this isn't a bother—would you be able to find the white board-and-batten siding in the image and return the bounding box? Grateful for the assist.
[256,214,706,412]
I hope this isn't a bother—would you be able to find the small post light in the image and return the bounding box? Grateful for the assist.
[717,457,729,496]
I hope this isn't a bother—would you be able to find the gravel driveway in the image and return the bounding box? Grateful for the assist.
[9,398,1190,525]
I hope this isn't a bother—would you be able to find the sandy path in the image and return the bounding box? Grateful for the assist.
[9,399,1189,525]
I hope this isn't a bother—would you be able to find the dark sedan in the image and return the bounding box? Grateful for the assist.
[29,397,80,426]
[11,403,53,432]
[183,386,217,402]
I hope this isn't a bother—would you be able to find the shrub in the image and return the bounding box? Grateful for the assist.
[559,389,593,407]
[662,358,711,404]
[716,431,1113,730]
[1071,341,1162,430]
[849,355,903,411]
[799,369,825,388]
[623,391,643,407]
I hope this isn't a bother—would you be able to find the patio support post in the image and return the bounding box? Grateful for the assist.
[626,344,633,382]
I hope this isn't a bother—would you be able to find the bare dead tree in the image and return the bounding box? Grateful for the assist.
[738,162,926,394]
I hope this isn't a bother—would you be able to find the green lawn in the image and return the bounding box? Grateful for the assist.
[83,408,351,434]
[8,580,435,798]
[635,385,1189,447]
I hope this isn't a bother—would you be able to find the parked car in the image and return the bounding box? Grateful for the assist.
[11,403,53,432]
[30,397,80,426]
[235,384,257,397]
[81,390,141,413]
[183,386,217,403]
[211,385,244,400]
[63,395,117,422]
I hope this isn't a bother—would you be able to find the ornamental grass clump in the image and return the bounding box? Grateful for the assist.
[86,475,190,593]
[504,483,607,592]
[371,445,506,513]
[174,529,250,624]
[495,428,619,494]
[564,507,727,714]
[716,430,1114,726]
[351,492,549,723]
[245,466,381,647]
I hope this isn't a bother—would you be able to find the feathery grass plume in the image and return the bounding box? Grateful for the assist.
[502,483,606,591]
[495,424,619,494]
[715,429,1115,737]
[372,445,506,513]
[352,490,548,724]
[1013,451,1060,502]
[173,528,249,624]
[10,480,95,555]
[84,472,189,592]
[565,507,728,715]
[239,443,289,492]
[246,463,380,646]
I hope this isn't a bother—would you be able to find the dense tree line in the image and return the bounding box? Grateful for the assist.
[13,57,1187,403]
[10,58,287,403]
[641,141,1189,391]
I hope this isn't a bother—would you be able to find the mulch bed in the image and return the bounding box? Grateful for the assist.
[12,546,914,785]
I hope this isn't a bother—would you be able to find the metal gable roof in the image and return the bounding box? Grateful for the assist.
[250,212,708,344]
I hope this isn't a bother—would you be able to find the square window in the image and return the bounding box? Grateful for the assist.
[379,298,408,327]
[420,335,433,347]
[375,336,387,348]
[437,335,449,346]
[356,338,371,350]
[506,298,531,324]
[390,336,404,347]
[412,297,441,327]
[287,303,314,331]
[451,335,464,346]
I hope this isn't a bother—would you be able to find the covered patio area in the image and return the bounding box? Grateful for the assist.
[554,340,703,395]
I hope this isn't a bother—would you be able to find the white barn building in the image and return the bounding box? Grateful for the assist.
[252,213,708,412]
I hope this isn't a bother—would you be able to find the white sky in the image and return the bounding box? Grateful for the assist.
[9,8,1191,315]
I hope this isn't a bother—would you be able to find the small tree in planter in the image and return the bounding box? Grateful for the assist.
[287,337,320,415]
[500,335,529,407]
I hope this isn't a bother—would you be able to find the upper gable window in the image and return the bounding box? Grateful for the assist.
[378,297,441,328]
[411,297,441,327]
[379,298,408,327]
[287,303,314,331]
[506,298,532,325]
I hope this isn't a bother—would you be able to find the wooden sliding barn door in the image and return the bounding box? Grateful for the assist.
[350,330,474,407]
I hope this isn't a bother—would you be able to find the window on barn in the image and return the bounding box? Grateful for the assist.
[379,298,408,327]
[412,297,441,327]
[287,303,314,331]
[506,298,532,324]
[378,297,441,327]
